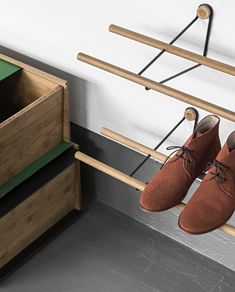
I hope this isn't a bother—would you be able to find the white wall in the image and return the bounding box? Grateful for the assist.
[1,0,235,155]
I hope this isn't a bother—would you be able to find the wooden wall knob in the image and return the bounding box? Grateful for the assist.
[184,107,198,121]
[197,5,211,19]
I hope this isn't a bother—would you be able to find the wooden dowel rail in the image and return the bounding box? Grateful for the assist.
[109,24,235,77]
[75,151,145,191]
[101,126,205,180]
[75,151,235,237]
[77,53,235,123]
[100,127,167,162]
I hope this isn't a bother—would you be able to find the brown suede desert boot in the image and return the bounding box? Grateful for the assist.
[140,115,221,211]
[179,132,235,234]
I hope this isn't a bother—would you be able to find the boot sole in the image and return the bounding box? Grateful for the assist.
[139,196,187,213]
[178,210,235,235]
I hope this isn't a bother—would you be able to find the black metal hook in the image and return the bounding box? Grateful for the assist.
[138,4,213,90]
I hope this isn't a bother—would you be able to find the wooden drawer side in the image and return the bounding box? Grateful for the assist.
[0,87,64,185]
[0,164,76,268]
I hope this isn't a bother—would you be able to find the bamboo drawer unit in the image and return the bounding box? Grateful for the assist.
[0,150,80,273]
[0,54,70,187]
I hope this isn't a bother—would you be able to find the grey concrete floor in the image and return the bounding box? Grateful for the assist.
[1,202,235,292]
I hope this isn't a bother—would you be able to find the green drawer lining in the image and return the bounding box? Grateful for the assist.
[0,59,22,81]
[0,141,72,199]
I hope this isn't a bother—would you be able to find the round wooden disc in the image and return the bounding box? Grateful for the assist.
[197,5,211,19]
[184,108,197,121]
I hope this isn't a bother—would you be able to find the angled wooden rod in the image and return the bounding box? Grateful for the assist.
[75,151,145,191]
[109,24,235,77]
[75,151,235,237]
[100,127,167,162]
[101,127,204,180]
[77,53,235,122]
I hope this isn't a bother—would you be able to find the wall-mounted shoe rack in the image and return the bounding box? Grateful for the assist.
[75,4,235,237]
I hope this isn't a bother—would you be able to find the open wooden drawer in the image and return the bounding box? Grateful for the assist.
[0,55,70,187]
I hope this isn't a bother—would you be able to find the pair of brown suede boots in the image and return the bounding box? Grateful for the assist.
[140,115,235,234]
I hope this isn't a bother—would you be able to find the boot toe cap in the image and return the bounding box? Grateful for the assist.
[178,201,233,234]
[140,185,184,211]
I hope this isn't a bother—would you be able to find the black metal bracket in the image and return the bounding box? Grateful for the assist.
[138,4,213,90]
[130,107,199,177]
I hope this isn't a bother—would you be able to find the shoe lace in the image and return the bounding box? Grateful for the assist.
[205,160,229,183]
[160,145,193,169]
